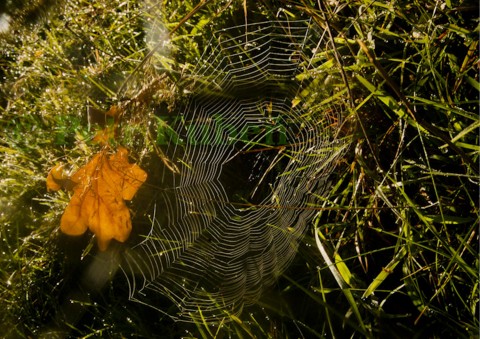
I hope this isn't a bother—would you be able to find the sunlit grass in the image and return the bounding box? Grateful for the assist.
[1,0,478,337]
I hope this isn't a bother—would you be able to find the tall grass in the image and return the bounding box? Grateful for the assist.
[0,0,478,337]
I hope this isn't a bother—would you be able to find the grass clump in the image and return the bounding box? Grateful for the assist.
[0,0,478,338]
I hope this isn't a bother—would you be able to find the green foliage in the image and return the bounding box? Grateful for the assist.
[0,0,478,338]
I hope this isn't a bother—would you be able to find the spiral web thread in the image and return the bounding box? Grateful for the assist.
[122,19,349,322]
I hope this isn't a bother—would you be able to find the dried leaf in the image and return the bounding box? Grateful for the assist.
[105,105,120,119]
[87,105,121,126]
[51,147,147,251]
[46,164,67,191]
[92,125,117,146]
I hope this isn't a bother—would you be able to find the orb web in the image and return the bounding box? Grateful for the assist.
[122,19,349,322]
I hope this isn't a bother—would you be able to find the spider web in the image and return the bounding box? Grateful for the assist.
[122,19,349,322]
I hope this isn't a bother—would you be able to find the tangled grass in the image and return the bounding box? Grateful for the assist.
[0,0,478,337]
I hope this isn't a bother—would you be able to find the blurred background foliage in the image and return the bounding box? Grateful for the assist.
[0,0,478,338]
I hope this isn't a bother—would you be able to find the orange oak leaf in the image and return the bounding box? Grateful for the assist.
[46,164,68,191]
[49,147,147,251]
[92,124,117,146]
